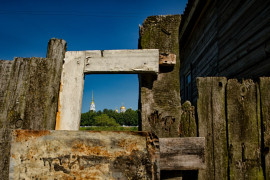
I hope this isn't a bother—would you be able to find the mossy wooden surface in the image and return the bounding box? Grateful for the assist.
[260,77,270,179]
[197,77,228,180]
[139,15,181,138]
[180,101,196,137]
[139,15,182,180]
[227,79,263,180]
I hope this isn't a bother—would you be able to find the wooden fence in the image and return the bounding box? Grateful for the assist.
[197,77,270,180]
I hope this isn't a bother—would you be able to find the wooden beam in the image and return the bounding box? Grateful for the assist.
[159,137,205,170]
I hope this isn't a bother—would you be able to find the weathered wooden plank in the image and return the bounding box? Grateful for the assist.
[139,15,181,137]
[218,26,270,76]
[56,51,85,130]
[159,137,205,170]
[84,49,159,73]
[197,77,228,180]
[227,79,264,179]
[260,77,270,179]
[139,15,182,180]
[9,130,160,180]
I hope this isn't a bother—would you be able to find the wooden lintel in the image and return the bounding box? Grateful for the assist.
[159,137,205,170]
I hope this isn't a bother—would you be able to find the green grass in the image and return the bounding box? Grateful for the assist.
[79,126,138,131]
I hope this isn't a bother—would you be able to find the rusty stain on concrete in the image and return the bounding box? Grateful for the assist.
[13,130,51,142]
[9,130,159,179]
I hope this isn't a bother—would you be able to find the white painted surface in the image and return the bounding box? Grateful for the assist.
[84,49,159,73]
[56,51,85,130]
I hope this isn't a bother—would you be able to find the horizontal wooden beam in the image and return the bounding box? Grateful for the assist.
[159,137,205,170]
[84,49,159,74]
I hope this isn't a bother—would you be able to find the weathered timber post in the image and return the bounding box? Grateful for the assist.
[0,38,66,179]
[197,77,228,180]
[139,15,182,179]
[139,15,181,137]
[46,38,67,129]
[227,79,264,179]
[260,77,270,179]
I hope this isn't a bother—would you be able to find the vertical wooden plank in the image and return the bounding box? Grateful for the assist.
[260,77,270,179]
[139,15,182,180]
[197,77,228,180]
[227,79,264,179]
[56,51,85,130]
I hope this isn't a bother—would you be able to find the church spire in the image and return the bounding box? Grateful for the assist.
[91,91,94,103]
[90,90,96,112]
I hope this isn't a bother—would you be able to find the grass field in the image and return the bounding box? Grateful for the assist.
[79,126,138,131]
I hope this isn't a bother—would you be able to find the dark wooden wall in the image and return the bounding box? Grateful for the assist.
[180,0,270,104]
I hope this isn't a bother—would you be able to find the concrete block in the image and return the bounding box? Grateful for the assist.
[9,130,160,179]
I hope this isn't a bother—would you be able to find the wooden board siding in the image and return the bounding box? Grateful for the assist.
[180,0,218,104]
[217,0,270,78]
[180,0,270,103]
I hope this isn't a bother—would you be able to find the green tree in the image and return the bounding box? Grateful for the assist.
[80,109,139,126]
[93,114,120,127]
[123,109,138,126]
[80,111,97,126]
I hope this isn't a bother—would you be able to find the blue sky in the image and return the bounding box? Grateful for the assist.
[0,0,187,112]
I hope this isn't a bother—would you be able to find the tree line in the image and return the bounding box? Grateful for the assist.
[80,108,138,127]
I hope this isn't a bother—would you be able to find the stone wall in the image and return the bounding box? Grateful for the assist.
[0,39,66,179]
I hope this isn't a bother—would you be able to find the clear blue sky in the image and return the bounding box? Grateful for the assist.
[0,0,187,112]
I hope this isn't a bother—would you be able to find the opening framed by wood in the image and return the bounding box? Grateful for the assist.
[56,49,159,130]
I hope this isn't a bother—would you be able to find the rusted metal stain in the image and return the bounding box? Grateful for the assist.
[9,130,159,179]
[159,53,176,66]
[55,82,62,130]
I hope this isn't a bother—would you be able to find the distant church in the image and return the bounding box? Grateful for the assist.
[120,105,126,113]
[115,105,126,113]
[90,91,126,113]
[90,91,95,112]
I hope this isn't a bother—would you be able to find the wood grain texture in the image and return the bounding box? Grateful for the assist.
[197,77,228,180]
[139,15,182,137]
[139,15,183,180]
[159,137,205,170]
[260,77,270,179]
[180,0,270,104]
[227,79,263,180]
